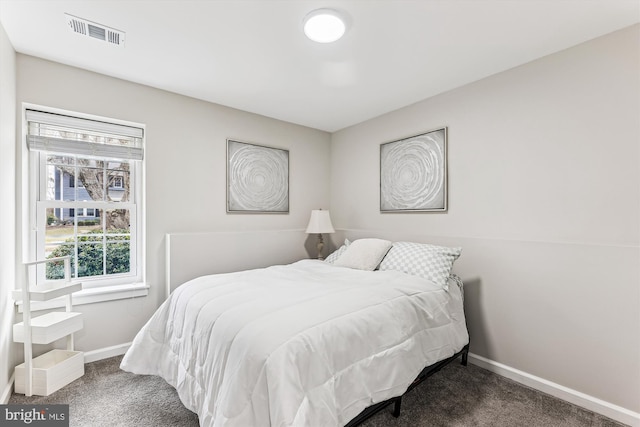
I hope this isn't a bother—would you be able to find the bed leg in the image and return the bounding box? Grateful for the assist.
[461,345,469,366]
[392,397,402,418]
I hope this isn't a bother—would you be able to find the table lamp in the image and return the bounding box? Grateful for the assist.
[305,209,335,260]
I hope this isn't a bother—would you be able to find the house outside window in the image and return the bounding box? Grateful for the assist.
[27,108,144,288]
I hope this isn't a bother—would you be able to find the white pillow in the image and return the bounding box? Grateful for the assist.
[324,239,351,264]
[378,241,461,289]
[333,238,392,271]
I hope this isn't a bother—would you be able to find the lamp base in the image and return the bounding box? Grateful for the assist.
[316,233,324,260]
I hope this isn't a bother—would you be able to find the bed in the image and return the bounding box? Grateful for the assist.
[121,236,469,426]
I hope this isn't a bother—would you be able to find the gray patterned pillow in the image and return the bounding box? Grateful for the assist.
[324,239,351,264]
[379,241,461,289]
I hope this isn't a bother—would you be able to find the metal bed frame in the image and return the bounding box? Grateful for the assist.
[345,343,470,427]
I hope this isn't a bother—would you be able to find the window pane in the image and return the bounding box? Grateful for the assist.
[45,219,75,259]
[105,209,130,234]
[46,207,65,227]
[105,208,130,274]
[45,244,75,280]
[77,242,104,277]
[76,159,105,202]
[107,162,130,202]
[106,241,130,274]
[45,212,79,280]
[46,155,76,201]
[78,211,103,238]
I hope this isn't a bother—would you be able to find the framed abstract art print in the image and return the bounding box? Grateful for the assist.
[227,139,289,213]
[380,127,447,212]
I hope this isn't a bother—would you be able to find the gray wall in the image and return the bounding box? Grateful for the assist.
[14,55,332,353]
[330,25,639,412]
[0,20,17,403]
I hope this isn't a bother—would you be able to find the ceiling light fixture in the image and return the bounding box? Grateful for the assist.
[303,9,346,43]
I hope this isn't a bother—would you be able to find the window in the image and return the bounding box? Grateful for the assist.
[110,175,124,189]
[27,109,144,288]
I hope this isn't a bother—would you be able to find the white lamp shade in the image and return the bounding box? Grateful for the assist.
[305,210,335,234]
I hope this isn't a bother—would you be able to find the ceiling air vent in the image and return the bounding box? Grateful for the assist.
[65,13,125,47]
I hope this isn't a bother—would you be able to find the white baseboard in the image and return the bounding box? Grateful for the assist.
[468,352,640,427]
[1,373,15,404]
[83,342,131,364]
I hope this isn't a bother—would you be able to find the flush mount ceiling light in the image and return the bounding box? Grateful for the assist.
[303,9,346,43]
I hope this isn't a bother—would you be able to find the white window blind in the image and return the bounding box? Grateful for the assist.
[26,109,144,161]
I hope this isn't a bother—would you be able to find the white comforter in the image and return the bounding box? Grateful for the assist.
[120,260,468,427]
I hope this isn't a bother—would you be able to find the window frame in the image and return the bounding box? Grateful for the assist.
[24,104,146,295]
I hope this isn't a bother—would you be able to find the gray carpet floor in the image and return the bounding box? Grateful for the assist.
[9,355,625,427]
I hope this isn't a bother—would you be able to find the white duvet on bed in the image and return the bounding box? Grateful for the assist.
[120,260,468,427]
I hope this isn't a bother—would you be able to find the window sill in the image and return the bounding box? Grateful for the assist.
[15,282,149,313]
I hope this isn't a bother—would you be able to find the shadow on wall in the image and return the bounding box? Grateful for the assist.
[327,231,348,255]
[304,234,318,260]
[306,232,344,260]
[462,277,493,358]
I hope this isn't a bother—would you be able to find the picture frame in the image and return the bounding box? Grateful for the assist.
[227,139,289,213]
[380,127,447,212]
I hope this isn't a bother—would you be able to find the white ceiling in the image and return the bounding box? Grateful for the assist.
[1,0,638,132]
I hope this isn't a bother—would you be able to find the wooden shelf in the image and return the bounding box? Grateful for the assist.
[13,312,83,344]
[12,282,82,302]
[14,350,84,396]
